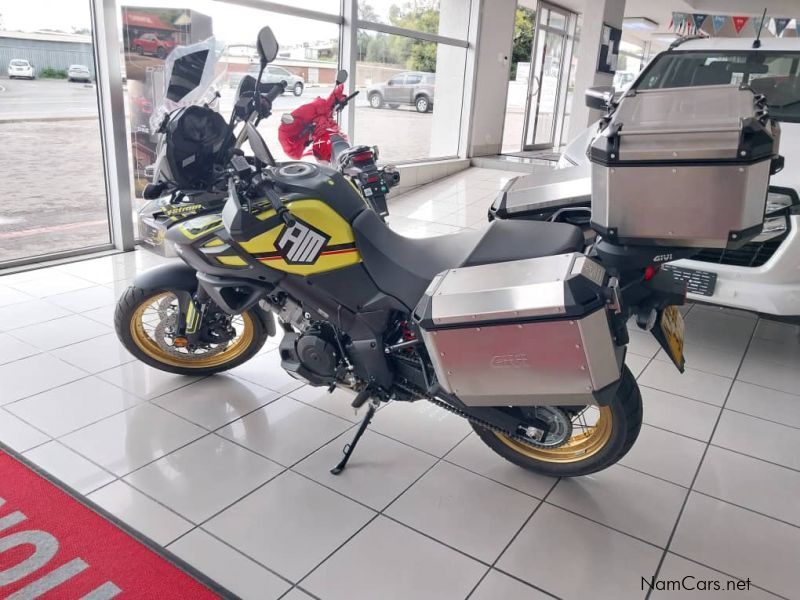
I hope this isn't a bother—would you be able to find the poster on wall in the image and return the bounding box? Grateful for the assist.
[597,23,621,75]
[121,7,213,197]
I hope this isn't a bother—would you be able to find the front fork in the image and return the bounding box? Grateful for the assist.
[173,287,209,347]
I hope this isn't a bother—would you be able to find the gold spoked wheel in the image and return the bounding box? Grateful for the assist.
[494,405,614,464]
[129,292,255,370]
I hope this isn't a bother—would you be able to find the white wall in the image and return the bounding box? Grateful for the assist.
[466,0,517,156]
[567,0,626,140]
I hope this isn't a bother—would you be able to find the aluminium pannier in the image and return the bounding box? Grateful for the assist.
[414,253,622,407]
[589,84,780,249]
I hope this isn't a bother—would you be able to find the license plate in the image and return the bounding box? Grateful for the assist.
[663,265,717,297]
[653,305,685,372]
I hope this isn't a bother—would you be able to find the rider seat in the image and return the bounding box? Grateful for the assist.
[353,209,585,309]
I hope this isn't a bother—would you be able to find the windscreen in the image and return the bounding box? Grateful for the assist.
[150,37,224,133]
[634,51,800,122]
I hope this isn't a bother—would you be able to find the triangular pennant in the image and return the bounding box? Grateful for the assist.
[752,15,766,35]
[712,15,727,34]
[672,12,686,33]
[692,14,708,31]
[775,17,791,37]
[732,16,750,34]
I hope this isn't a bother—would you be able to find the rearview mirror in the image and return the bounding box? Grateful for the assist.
[585,85,615,110]
[336,69,348,84]
[257,27,279,67]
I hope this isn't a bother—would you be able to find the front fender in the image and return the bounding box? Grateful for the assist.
[132,261,198,293]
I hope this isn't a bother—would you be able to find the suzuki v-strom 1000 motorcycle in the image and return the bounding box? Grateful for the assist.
[117,27,718,478]
[277,70,398,217]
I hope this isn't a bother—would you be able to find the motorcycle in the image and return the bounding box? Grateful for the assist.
[117,26,709,478]
[277,70,399,217]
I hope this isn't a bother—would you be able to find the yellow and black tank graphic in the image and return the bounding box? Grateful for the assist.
[240,199,361,275]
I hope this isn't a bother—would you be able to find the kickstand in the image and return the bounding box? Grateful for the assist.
[330,401,377,475]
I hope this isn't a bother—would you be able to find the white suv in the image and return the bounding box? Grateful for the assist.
[495,37,800,321]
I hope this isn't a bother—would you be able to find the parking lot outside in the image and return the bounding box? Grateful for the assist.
[0,77,440,264]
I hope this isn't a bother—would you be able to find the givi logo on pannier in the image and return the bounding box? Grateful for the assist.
[275,218,331,265]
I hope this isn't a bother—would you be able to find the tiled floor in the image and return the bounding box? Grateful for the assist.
[1,167,799,600]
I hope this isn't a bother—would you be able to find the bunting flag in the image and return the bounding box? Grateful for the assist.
[711,15,727,34]
[692,14,708,32]
[773,17,790,37]
[752,15,766,35]
[671,12,687,34]
[732,16,750,34]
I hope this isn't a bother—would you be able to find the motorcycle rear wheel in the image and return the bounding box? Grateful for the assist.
[115,286,270,376]
[472,366,641,477]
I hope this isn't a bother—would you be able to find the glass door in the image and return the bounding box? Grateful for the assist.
[522,3,569,150]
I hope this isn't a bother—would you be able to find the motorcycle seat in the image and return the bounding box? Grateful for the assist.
[353,209,584,310]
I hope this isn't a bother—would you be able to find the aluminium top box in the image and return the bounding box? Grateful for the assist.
[589,84,780,249]
[414,253,622,407]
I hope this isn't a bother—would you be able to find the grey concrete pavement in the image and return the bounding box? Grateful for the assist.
[0,77,100,121]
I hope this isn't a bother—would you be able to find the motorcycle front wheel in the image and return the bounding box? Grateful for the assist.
[115,286,270,376]
[472,366,642,477]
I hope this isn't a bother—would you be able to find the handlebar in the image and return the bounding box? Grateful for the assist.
[336,90,359,111]
[262,81,286,104]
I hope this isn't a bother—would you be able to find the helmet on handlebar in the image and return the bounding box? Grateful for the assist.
[165,105,235,189]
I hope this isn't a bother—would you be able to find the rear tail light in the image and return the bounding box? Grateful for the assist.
[351,150,374,162]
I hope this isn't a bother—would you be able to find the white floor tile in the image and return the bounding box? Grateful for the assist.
[695,445,800,527]
[745,335,800,369]
[97,361,201,400]
[205,470,374,581]
[620,424,705,487]
[370,401,471,457]
[548,464,687,546]
[444,433,557,498]
[294,430,437,510]
[671,492,800,598]
[8,313,110,351]
[725,380,800,428]
[641,385,721,442]
[217,396,351,467]
[0,333,40,365]
[626,353,650,378]
[168,529,291,600]
[471,570,551,600]
[712,409,800,471]
[50,332,134,373]
[88,480,193,546]
[153,375,279,430]
[652,554,780,600]
[0,409,49,452]
[0,284,34,308]
[8,272,95,297]
[0,298,72,331]
[61,403,205,476]
[7,376,144,438]
[639,361,732,406]
[23,441,115,494]
[303,516,486,600]
[288,385,362,423]
[125,434,283,523]
[47,285,117,313]
[0,353,86,405]
[498,503,662,600]
[386,461,537,563]
[656,342,743,379]
[737,354,800,396]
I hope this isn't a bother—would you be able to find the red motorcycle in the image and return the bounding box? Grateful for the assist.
[278,69,398,216]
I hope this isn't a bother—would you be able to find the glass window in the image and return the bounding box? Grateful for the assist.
[0,0,111,264]
[117,0,340,213]
[358,0,471,40]
[355,28,466,161]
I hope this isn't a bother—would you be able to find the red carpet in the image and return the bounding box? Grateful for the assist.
[0,444,231,599]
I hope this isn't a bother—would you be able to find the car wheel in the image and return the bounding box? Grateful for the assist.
[156,47,166,59]
[415,96,431,113]
[293,82,304,96]
[369,93,384,109]
[135,45,144,55]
